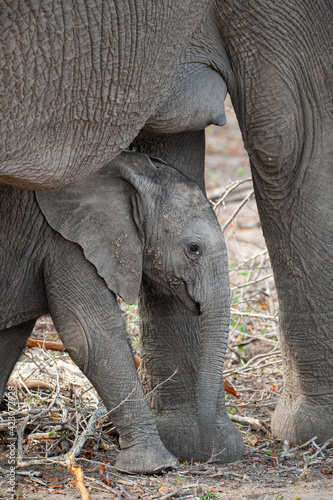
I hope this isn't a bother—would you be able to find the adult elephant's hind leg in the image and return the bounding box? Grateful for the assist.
[251,139,333,445]
[0,319,36,401]
[218,0,333,445]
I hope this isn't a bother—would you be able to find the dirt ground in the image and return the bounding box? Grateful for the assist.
[0,98,332,499]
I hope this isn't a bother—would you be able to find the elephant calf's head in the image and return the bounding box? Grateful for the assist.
[132,157,228,316]
[36,151,228,316]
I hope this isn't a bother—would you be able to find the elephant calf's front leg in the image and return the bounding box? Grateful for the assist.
[46,250,177,474]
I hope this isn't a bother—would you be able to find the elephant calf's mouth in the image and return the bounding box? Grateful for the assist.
[167,276,200,315]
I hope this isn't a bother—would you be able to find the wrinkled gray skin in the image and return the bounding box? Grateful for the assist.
[0,152,242,473]
[1,0,333,459]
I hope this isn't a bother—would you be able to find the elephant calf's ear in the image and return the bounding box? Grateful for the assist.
[35,165,144,305]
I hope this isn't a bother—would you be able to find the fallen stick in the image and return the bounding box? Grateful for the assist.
[72,408,107,458]
[309,436,333,459]
[229,414,269,432]
[68,451,91,500]
[280,436,318,458]
[26,432,60,441]
[26,337,66,351]
[10,379,56,392]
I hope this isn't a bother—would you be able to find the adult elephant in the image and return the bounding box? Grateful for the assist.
[1,0,332,461]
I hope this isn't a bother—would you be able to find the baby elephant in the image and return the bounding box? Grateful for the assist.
[0,152,238,473]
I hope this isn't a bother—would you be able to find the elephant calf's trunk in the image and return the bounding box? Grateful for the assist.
[196,308,229,458]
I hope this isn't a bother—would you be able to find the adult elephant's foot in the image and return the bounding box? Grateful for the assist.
[271,395,333,444]
[115,437,178,474]
[270,312,333,445]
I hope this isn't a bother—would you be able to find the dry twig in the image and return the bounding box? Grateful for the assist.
[68,451,91,500]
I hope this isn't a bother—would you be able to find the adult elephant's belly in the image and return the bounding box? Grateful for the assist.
[0,0,208,190]
[0,120,123,190]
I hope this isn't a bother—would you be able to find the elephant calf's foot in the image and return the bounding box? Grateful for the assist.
[115,438,178,474]
[195,414,244,464]
[214,414,244,463]
[155,410,244,464]
[271,396,333,445]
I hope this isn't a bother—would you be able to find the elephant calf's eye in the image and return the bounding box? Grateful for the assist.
[189,244,199,253]
[187,243,202,259]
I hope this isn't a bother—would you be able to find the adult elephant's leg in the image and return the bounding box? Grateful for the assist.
[132,130,206,189]
[219,1,333,444]
[1,1,207,189]
[133,130,243,462]
[0,319,36,401]
[45,243,177,474]
[254,148,333,444]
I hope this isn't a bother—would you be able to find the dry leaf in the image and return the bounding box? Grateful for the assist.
[224,379,240,398]
[159,486,168,493]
